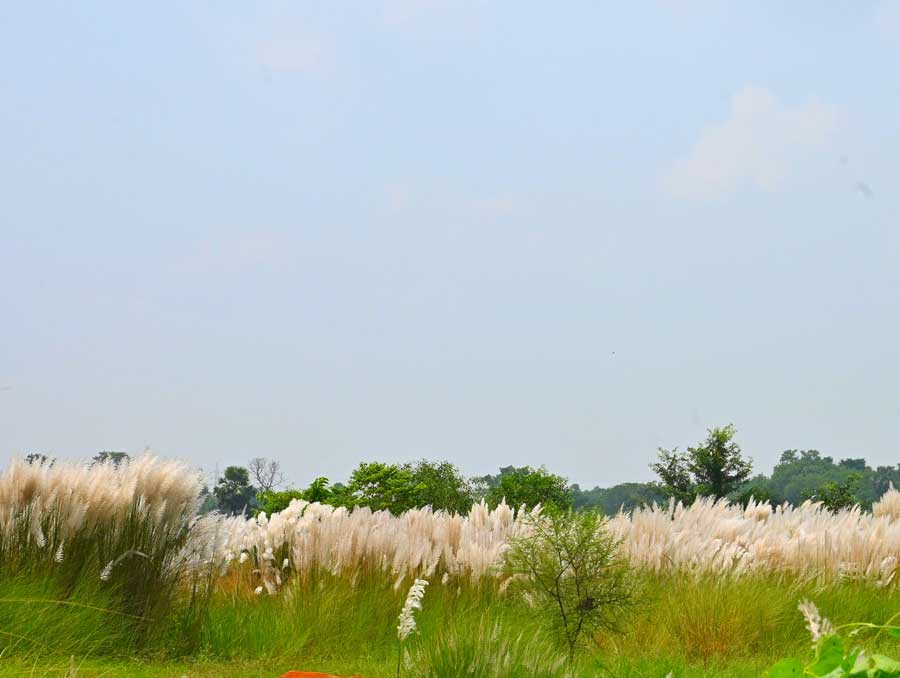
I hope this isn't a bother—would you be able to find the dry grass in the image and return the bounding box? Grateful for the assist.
[199,499,537,594]
[203,487,900,594]
[6,455,900,592]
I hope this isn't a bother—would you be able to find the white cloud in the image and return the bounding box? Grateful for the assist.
[663,86,840,200]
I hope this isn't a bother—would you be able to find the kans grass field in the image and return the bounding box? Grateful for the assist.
[4,456,900,677]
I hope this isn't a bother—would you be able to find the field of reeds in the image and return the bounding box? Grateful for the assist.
[4,455,900,677]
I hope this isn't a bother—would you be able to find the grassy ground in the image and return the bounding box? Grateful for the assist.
[0,656,773,677]
[2,571,900,677]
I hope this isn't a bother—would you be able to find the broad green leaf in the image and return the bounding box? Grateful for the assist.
[820,669,848,678]
[868,653,900,676]
[766,658,803,678]
[843,649,863,675]
[809,636,846,675]
[846,651,870,678]
[889,628,900,640]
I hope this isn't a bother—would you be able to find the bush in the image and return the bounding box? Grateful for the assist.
[479,466,573,512]
[256,489,306,516]
[503,509,637,659]
[0,455,204,649]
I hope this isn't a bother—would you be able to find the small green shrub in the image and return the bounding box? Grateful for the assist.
[503,509,637,659]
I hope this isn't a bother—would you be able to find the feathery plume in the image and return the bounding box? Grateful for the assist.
[397,578,429,641]
[798,600,835,644]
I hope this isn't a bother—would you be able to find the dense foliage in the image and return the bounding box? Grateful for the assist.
[8,454,900,677]
[652,424,753,502]
[504,510,637,658]
[474,465,573,511]
[214,465,257,515]
[50,423,900,521]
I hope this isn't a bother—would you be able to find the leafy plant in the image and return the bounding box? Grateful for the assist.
[475,466,573,512]
[767,601,900,677]
[213,466,257,515]
[503,509,636,660]
[803,473,862,513]
[339,460,475,514]
[651,424,753,502]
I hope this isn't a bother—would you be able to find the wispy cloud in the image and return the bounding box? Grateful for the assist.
[663,86,840,200]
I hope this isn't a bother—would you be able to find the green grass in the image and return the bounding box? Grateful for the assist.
[4,571,900,677]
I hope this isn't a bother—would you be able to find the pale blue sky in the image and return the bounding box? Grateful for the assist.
[2,1,899,488]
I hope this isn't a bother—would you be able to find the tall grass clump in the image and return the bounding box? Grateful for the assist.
[200,498,537,594]
[405,616,570,678]
[606,495,900,585]
[206,488,900,593]
[0,455,205,652]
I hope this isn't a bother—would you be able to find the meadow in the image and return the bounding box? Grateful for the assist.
[3,456,900,677]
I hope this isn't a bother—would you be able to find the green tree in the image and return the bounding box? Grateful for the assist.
[650,447,697,505]
[345,462,419,513]
[839,458,867,472]
[804,473,862,513]
[687,424,752,497]
[92,451,131,467]
[735,475,775,507]
[408,459,474,514]
[198,485,219,514]
[651,424,752,501]
[480,465,573,511]
[765,450,871,507]
[256,477,334,515]
[213,466,257,515]
[256,489,304,515]
[340,460,474,515]
[868,465,900,502]
[24,453,53,466]
[573,482,665,514]
[302,476,333,503]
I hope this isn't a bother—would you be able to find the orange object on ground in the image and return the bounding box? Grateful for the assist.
[279,673,366,678]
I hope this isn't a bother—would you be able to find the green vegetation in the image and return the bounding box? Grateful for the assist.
[767,601,900,676]
[191,423,900,521]
[91,451,131,467]
[652,424,754,503]
[214,465,258,515]
[474,465,573,512]
[8,574,900,676]
[337,460,474,514]
[504,509,636,659]
[11,427,900,677]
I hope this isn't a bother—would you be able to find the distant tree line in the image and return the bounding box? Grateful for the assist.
[22,426,900,516]
[199,460,578,517]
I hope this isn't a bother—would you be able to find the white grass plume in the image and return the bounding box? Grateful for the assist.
[397,578,429,641]
[798,600,835,644]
